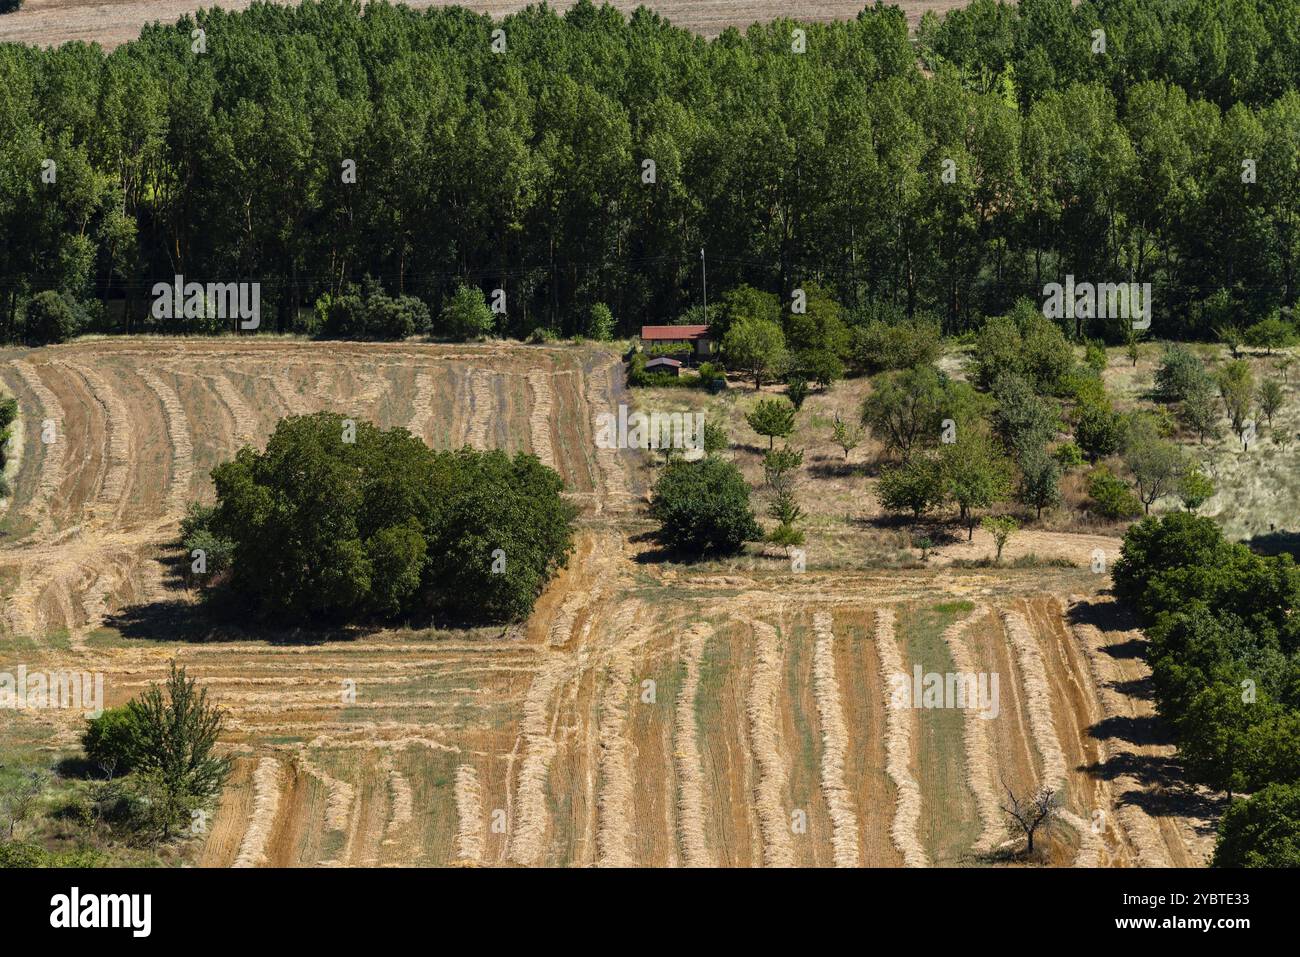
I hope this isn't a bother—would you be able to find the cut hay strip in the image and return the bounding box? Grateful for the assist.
[596,648,636,867]
[407,371,436,442]
[745,617,795,867]
[466,369,494,449]
[1000,607,1102,866]
[875,607,929,867]
[384,765,414,842]
[137,368,194,518]
[584,360,631,512]
[352,368,392,413]
[62,361,131,521]
[294,749,355,833]
[1066,604,1174,868]
[264,371,312,417]
[453,764,485,864]
[526,370,556,467]
[675,623,714,867]
[210,372,260,447]
[12,359,66,530]
[812,612,862,867]
[233,757,284,867]
[941,604,1002,853]
[507,659,565,865]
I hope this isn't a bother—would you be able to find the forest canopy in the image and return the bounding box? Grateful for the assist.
[1,0,1298,343]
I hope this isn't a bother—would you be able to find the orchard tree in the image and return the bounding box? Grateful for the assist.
[724,315,786,390]
[982,515,1019,563]
[746,398,796,450]
[1017,446,1061,519]
[877,455,944,521]
[1257,378,1284,426]
[939,431,1011,539]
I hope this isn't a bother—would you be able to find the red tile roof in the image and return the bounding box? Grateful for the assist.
[641,325,710,340]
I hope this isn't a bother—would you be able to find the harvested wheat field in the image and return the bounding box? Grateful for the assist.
[0,337,1213,866]
[0,1,965,50]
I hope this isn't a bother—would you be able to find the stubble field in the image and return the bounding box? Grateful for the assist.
[0,1,966,50]
[0,338,1217,866]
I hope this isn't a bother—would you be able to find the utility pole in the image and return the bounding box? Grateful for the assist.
[700,247,707,318]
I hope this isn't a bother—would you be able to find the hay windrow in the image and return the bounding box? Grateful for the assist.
[466,369,494,449]
[62,360,132,522]
[137,368,194,518]
[453,764,485,864]
[233,757,284,867]
[941,604,1002,853]
[744,616,795,867]
[526,370,556,467]
[811,611,861,867]
[674,623,714,867]
[596,648,636,867]
[11,359,67,531]
[875,606,928,867]
[1067,604,1175,868]
[507,659,565,865]
[294,749,355,834]
[383,763,414,845]
[1001,607,1101,865]
[210,371,261,447]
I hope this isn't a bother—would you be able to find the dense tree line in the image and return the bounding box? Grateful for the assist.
[1113,513,1300,866]
[1,0,1298,343]
[184,413,577,624]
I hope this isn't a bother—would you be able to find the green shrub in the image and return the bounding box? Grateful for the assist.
[649,457,761,556]
[81,706,145,773]
[438,284,495,340]
[1086,466,1142,519]
[24,291,81,345]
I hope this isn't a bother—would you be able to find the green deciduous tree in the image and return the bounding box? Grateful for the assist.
[746,398,796,450]
[649,456,761,556]
[878,455,945,520]
[724,315,787,390]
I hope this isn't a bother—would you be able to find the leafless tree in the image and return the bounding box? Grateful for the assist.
[1001,778,1059,856]
[2,770,49,840]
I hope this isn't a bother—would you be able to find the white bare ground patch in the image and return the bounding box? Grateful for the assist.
[62,360,132,523]
[675,623,714,867]
[407,371,436,442]
[526,370,556,467]
[812,611,861,867]
[210,372,260,447]
[596,647,636,867]
[744,616,795,867]
[454,764,485,864]
[875,606,928,867]
[466,369,494,449]
[941,603,1002,853]
[136,368,193,518]
[1000,608,1101,866]
[508,658,565,865]
[233,757,284,868]
[12,359,66,531]
[295,749,355,834]
[1067,603,1174,868]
